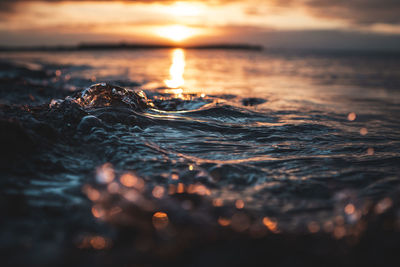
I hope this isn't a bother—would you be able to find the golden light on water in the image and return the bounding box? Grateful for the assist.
[165,48,185,88]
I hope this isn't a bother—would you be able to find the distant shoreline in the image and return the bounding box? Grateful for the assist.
[0,43,263,52]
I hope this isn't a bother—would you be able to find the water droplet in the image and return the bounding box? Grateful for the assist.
[347,112,356,121]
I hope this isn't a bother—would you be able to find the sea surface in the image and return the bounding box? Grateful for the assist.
[1,48,400,265]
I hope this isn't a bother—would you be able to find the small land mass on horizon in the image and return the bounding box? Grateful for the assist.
[0,43,263,52]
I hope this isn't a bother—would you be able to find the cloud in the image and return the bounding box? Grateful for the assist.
[244,0,400,25]
[303,0,400,25]
[0,0,169,14]
[1,0,400,26]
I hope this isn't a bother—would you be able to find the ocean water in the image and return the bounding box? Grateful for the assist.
[1,49,400,263]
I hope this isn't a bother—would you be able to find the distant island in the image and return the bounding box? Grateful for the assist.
[0,43,263,52]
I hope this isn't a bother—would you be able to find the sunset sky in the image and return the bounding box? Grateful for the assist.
[1,0,400,50]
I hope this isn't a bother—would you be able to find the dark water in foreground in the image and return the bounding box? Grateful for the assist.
[1,49,400,266]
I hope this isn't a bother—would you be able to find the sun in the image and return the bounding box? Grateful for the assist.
[155,25,197,42]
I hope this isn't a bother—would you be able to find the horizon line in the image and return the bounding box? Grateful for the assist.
[0,42,264,52]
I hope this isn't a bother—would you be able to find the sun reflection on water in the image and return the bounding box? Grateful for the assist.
[165,48,185,89]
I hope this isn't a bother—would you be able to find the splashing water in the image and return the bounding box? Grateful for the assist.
[1,49,400,265]
[51,80,399,240]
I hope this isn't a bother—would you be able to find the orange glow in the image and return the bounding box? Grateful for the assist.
[84,186,100,201]
[344,203,355,214]
[120,173,137,187]
[218,217,231,227]
[165,49,185,88]
[360,128,368,135]
[90,236,107,250]
[152,186,165,199]
[235,199,245,209]
[136,179,145,190]
[155,25,197,42]
[152,212,169,230]
[177,183,185,193]
[1,0,397,49]
[120,173,145,190]
[213,198,223,207]
[91,205,104,218]
[169,184,176,195]
[107,182,120,194]
[123,190,139,202]
[187,184,211,196]
[375,197,393,214]
[78,235,109,250]
[165,2,204,17]
[367,147,374,155]
[347,112,356,121]
[262,217,278,232]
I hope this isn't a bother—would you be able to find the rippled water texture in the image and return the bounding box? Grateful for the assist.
[1,49,400,265]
